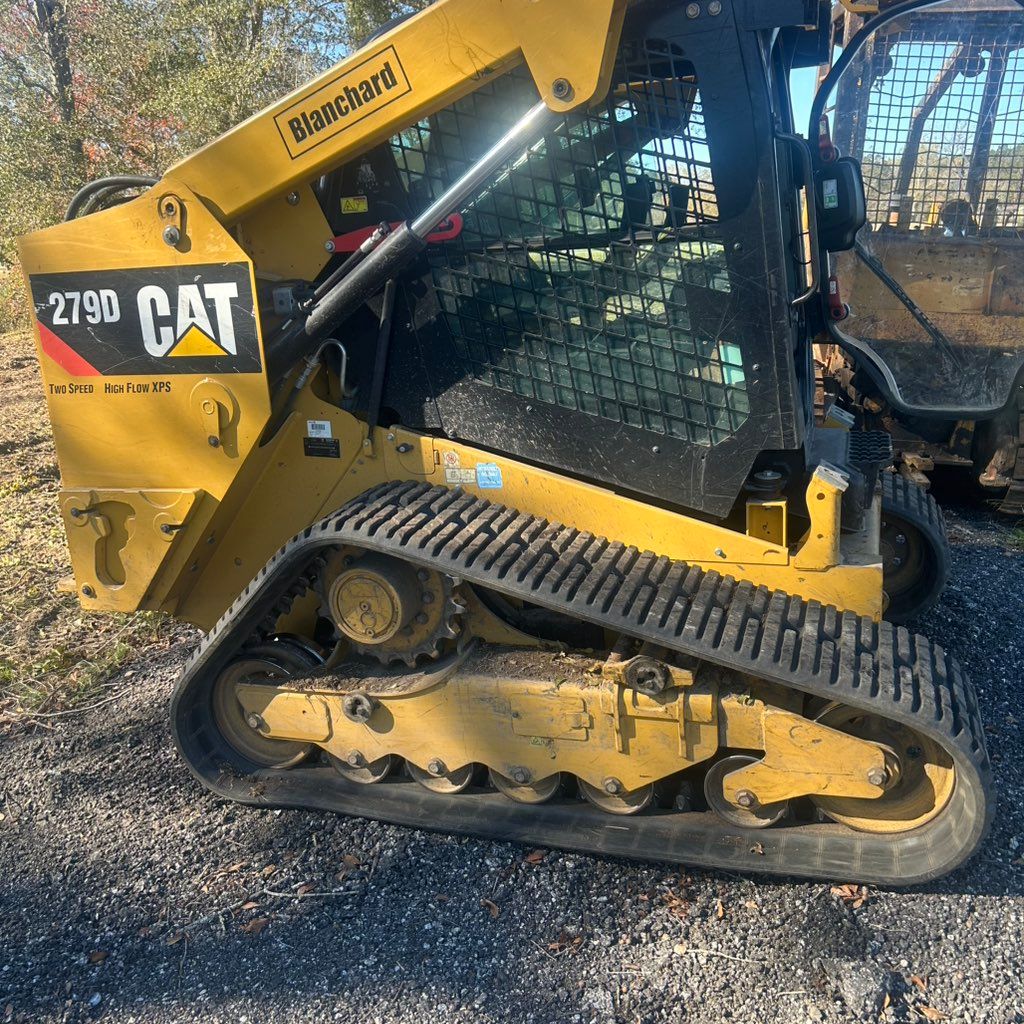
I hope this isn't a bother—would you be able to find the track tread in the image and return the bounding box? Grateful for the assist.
[172,482,992,885]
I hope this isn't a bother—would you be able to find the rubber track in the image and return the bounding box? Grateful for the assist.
[171,482,992,885]
[880,472,950,624]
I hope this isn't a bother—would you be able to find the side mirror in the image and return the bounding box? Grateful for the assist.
[815,157,866,252]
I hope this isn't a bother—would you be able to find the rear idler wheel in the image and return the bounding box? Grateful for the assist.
[210,641,322,770]
[703,755,790,829]
[328,751,395,784]
[489,769,564,804]
[406,759,475,794]
[810,704,955,833]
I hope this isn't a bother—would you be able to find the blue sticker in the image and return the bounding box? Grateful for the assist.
[475,462,503,489]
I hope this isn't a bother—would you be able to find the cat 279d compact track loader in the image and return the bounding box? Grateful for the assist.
[18,0,991,884]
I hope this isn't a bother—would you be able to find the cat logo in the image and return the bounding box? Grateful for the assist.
[29,262,263,376]
[137,282,240,358]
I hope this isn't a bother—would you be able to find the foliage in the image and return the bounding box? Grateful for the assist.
[0,0,424,276]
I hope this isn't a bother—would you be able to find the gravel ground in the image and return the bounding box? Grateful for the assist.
[1,499,1023,1024]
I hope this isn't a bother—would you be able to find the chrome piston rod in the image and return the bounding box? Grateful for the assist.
[300,99,557,343]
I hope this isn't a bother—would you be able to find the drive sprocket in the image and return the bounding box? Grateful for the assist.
[318,548,463,665]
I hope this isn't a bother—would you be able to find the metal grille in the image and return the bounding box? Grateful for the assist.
[390,42,749,447]
[841,11,1024,234]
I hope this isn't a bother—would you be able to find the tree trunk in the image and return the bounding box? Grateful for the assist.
[33,0,85,170]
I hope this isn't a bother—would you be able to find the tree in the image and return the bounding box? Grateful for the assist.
[0,0,425,269]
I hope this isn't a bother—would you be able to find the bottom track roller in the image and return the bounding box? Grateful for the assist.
[171,482,992,884]
[328,751,395,784]
[704,756,789,829]
[579,778,658,816]
[407,760,476,794]
[489,769,564,804]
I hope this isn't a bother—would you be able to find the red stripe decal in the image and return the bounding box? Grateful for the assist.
[37,322,101,377]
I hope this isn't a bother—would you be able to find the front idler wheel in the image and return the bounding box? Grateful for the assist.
[810,705,955,833]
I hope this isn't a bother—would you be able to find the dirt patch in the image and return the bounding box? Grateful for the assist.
[0,329,186,732]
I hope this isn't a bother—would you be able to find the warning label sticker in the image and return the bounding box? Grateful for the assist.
[341,196,369,215]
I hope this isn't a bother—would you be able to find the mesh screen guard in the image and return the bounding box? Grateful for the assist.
[350,13,805,517]
[831,5,1024,415]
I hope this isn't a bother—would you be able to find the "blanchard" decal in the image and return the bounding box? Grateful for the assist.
[274,45,411,159]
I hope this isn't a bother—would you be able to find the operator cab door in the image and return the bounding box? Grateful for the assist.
[356,0,806,519]
[816,0,1024,418]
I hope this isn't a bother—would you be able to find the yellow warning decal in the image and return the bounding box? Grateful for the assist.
[168,324,228,358]
[341,196,369,215]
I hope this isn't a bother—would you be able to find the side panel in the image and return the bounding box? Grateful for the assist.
[17,189,275,610]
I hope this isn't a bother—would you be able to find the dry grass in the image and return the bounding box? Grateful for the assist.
[0,329,181,733]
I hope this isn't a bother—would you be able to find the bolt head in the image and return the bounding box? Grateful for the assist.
[867,767,888,787]
[162,225,181,246]
[325,239,336,252]
[81,584,96,599]
[895,534,907,546]
[510,767,530,785]
[346,750,365,768]
[286,191,300,206]
[714,547,726,559]
[685,2,701,17]
[427,759,446,777]
[208,435,221,448]
[245,713,262,731]
[708,0,722,14]
[415,612,429,625]
[551,78,573,100]
[736,790,756,809]
[603,777,623,796]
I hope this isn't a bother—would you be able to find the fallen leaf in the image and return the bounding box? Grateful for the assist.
[661,887,690,921]
[296,883,315,895]
[86,951,108,965]
[261,864,277,877]
[911,975,928,992]
[227,861,245,873]
[883,993,891,1010]
[241,917,270,935]
[918,1007,947,1021]
[480,898,500,919]
[743,900,758,911]
[546,930,583,954]
[673,942,688,955]
[240,901,260,912]
[830,883,871,908]
[165,932,184,946]
[524,849,546,865]
[715,899,725,920]
[342,854,361,868]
